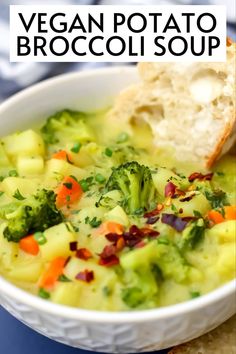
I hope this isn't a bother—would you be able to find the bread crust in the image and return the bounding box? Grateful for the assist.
[109,41,236,168]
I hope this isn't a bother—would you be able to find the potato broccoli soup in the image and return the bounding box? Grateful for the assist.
[0,109,235,311]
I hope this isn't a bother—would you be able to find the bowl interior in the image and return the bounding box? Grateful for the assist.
[0,66,139,135]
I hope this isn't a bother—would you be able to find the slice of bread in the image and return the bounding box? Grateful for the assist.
[108,42,236,168]
[168,314,236,354]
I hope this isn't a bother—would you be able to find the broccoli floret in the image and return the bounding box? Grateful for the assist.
[100,161,157,215]
[40,109,94,146]
[3,189,63,242]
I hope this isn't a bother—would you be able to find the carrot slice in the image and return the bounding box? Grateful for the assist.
[208,206,236,224]
[98,221,124,235]
[39,257,66,288]
[52,150,72,162]
[19,235,39,256]
[224,206,236,220]
[56,175,83,207]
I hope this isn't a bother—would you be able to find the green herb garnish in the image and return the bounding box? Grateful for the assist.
[63,182,73,189]
[71,142,82,153]
[58,274,71,282]
[13,189,26,200]
[38,288,50,299]
[103,286,112,297]
[105,147,113,157]
[9,170,18,177]
[157,237,169,245]
[190,291,201,299]
[79,176,94,192]
[85,216,102,228]
[205,189,229,209]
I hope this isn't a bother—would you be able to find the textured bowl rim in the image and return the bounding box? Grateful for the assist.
[0,66,235,324]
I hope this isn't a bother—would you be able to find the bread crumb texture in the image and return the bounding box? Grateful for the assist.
[108,43,236,168]
[168,314,236,354]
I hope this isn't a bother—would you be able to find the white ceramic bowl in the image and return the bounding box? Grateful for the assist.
[0,67,235,353]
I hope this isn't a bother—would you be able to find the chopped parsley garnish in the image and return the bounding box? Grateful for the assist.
[38,288,50,299]
[85,216,102,228]
[79,176,94,192]
[190,291,201,299]
[216,171,225,177]
[193,210,203,218]
[71,142,82,153]
[34,232,47,245]
[63,182,73,189]
[71,209,80,215]
[58,274,71,282]
[157,237,169,245]
[103,286,112,297]
[105,147,113,157]
[171,204,178,214]
[70,175,79,182]
[9,170,18,177]
[13,189,26,200]
[205,189,229,209]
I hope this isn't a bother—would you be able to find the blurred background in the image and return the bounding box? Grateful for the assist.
[0,0,235,102]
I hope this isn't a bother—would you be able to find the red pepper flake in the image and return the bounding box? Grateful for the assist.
[144,204,163,218]
[100,244,117,258]
[179,193,196,202]
[188,172,213,182]
[181,216,197,222]
[175,189,186,197]
[76,248,93,260]
[75,270,94,283]
[161,213,188,232]
[165,182,177,198]
[105,233,120,243]
[99,255,119,267]
[69,241,78,251]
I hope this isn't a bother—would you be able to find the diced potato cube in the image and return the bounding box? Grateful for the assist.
[171,193,210,217]
[1,177,38,197]
[8,259,42,282]
[0,144,11,167]
[44,159,86,188]
[51,282,82,306]
[40,223,76,261]
[64,257,115,284]
[216,244,236,276]
[206,220,236,243]
[17,156,44,176]
[2,130,45,157]
[104,205,129,227]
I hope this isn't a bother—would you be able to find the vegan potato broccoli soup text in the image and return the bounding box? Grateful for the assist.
[0,109,235,311]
